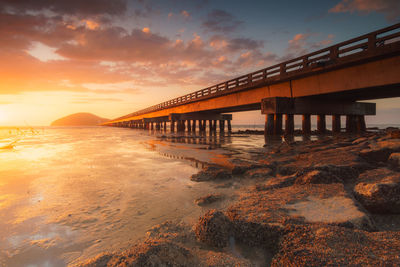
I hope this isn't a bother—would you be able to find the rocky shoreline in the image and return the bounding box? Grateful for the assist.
[79,130,400,266]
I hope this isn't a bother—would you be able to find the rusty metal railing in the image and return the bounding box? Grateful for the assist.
[114,23,400,121]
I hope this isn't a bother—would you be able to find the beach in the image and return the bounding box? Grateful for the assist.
[1,126,400,266]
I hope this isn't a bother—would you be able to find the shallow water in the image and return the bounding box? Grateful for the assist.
[1,127,261,266]
[2,125,391,266]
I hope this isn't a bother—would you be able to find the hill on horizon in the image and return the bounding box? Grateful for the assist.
[51,113,109,126]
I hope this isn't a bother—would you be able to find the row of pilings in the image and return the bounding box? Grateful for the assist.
[264,114,366,135]
[130,119,232,133]
[262,97,375,137]
[111,114,233,134]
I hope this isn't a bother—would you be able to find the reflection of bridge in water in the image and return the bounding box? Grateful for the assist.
[104,24,400,140]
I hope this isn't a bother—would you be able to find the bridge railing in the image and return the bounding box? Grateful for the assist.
[115,23,400,121]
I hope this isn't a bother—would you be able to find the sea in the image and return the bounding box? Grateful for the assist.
[0,124,398,266]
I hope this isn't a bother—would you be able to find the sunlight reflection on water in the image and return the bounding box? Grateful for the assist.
[1,127,233,266]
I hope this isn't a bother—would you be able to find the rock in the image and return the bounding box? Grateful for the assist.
[388,153,400,170]
[360,139,400,162]
[295,170,341,185]
[191,165,231,182]
[389,129,400,139]
[227,183,375,231]
[194,210,233,248]
[202,251,253,267]
[194,194,224,206]
[81,239,198,267]
[145,221,195,244]
[352,137,368,145]
[271,225,400,266]
[231,163,263,175]
[244,167,273,179]
[354,169,400,214]
[284,145,367,171]
[359,148,393,163]
[254,174,297,191]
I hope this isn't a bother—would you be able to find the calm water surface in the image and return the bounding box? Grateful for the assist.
[0,127,269,266]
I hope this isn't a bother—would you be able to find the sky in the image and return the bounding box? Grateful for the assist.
[0,0,399,126]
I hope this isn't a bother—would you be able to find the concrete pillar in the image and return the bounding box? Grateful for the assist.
[285,114,294,135]
[170,121,175,132]
[213,120,217,132]
[187,120,191,133]
[302,114,311,135]
[156,122,160,130]
[274,114,283,135]
[192,120,196,132]
[203,120,207,132]
[265,114,274,136]
[332,115,341,133]
[346,115,356,133]
[208,120,212,132]
[356,115,366,132]
[219,120,225,132]
[164,121,167,131]
[317,115,326,134]
[227,120,232,132]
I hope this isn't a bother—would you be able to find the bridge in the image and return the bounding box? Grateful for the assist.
[104,23,400,137]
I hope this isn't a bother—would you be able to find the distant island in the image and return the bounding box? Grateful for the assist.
[51,113,109,126]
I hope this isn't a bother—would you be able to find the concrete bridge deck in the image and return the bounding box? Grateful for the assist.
[104,23,400,136]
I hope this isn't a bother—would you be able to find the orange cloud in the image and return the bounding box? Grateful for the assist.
[330,0,400,21]
[83,19,100,30]
[181,10,190,18]
[142,27,150,33]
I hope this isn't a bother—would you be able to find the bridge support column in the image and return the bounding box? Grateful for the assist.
[274,114,283,135]
[164,121,167,131]
[285,114,294,135]
[213,120,217,132]
[208,120,212,133]
[182,120,186,132]
[265,114,274,136]
[192,120,196,132]
[356,115,366,132]
[170,121,175,132]
[302,114,311,135]
[317,115,326,134]
[156,122,160,130]
[178,120,182,132]
[346,115,357,133]
[332,115,341,133]
[187,120,191,133]
[219,120,225,133]
[227,120,232,132]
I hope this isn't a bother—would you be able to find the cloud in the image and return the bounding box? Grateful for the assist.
[284,33,335,59]
[330,0,400,21]
[0,2,281,98]
[27,42,67,62]
[181,10,190,18]
[0,0,127,16]
[202,9,243,33]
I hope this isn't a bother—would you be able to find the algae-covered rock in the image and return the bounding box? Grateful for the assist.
[354,169,400,214]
